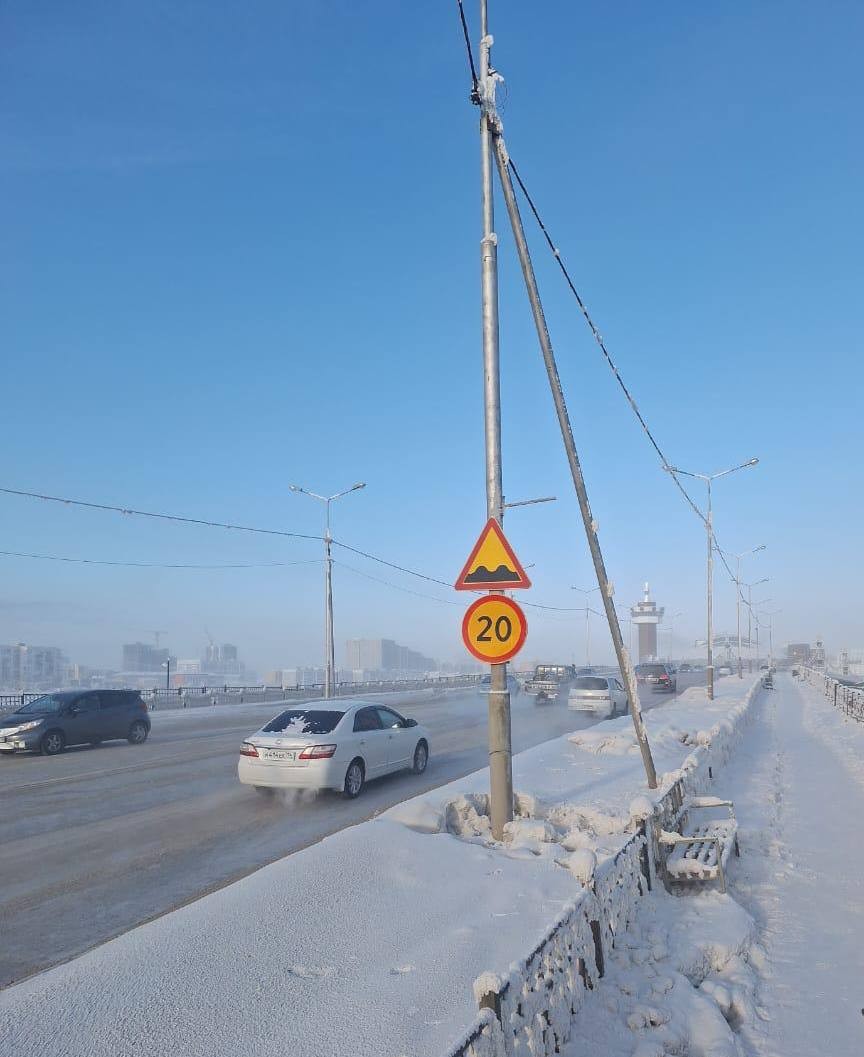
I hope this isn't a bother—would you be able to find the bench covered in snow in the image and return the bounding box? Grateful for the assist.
[659,793,740,893]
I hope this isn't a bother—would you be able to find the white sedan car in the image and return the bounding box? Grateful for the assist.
[238,700,430,798]
[568,675,628,718]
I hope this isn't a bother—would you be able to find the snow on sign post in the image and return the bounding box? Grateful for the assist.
[462,594,528,664]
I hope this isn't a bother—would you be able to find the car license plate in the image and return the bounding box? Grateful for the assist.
[263,749,296,761]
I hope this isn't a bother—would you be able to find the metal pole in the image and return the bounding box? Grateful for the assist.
[165,658,170,692]
[585,606,590,667]
[706,481,715,701]
[491,133,657,789]
[478,1,512,839]
[736,558,742,679]
[324,499,335,698]
[747,584,753,673]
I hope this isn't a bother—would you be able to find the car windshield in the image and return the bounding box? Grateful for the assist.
[639,665,667,676]
[573,677,609,690]
[262,709,344,735]
[15,695,66,715]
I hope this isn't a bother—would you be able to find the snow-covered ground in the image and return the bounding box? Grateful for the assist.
[721,674,864,1055]
[560,673,864,1057]
[0,677,761,1057]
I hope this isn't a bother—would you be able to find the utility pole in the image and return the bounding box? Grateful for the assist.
[665,459,759,700]
[289,482,366,698]
[487,119,657,788]
[477,0,513,840]
[707,481,714,698]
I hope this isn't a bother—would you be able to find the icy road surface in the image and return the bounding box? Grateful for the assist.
[0,675,702,988]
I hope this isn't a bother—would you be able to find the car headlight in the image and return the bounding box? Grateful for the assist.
[12,720,43,733]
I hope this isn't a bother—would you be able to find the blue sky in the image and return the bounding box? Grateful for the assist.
[1,1,862,673]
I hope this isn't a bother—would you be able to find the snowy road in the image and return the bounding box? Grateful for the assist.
[724,673,864,1056]
[0,674,702,988]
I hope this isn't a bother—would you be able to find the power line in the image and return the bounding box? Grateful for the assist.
[0,483,588,611]
[450,15,752,609]
[455,0,480,101]
[504,158,761,602]
[0,550,322,570]
[505,158,707,525]
[0,486,323,542]
[333,560,461,607]
[331,539,453,590]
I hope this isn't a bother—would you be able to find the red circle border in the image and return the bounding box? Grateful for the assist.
[461,594,528,664]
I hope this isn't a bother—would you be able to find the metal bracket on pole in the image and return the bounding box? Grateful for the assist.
[490,130,658,789]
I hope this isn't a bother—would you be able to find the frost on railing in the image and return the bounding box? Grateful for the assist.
[801,667,864,723]
[452,831,650,1057]
[444,1008,506,1057]
[445,679,764,1057]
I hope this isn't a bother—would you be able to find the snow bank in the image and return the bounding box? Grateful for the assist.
[0,677,763,1057]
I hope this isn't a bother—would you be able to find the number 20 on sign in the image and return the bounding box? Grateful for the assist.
[462,594,527,664]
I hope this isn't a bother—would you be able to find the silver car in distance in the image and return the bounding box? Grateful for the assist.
[238,700,430,798]
[567,676,629,719]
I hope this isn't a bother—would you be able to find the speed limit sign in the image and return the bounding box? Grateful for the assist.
[461,594,527,664]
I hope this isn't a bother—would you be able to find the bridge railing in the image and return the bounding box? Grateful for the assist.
[0,675,483,714]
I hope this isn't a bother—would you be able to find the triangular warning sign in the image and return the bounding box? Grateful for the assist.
[455,518,532,591]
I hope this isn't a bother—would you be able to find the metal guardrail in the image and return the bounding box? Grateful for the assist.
[801,667,864,722]
[0,675,483,714]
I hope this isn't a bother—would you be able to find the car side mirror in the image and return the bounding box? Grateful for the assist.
[404,717,418,728]
[67,705,80,716]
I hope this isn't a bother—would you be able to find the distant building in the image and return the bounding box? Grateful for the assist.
[200,642,242,676]
[122,643,170,673]
[786,643,811,666]
[176,659,202,675]
[0,643,67,691]
[344,638,436,678]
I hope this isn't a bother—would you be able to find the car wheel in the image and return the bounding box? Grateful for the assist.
[343,758,365,799]
[253,786,275,798]
[41,730,65,756]
[413,740,428,775]
[127,721,149,745]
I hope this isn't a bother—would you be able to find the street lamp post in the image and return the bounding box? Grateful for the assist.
[751,597,773,670]
[761,609,781,666]
[571,585,601,666]
[744,578,769,672]
[289,482,366,698]
[162,658,171,692]
[730,546,767,678]
[665,459,759,700]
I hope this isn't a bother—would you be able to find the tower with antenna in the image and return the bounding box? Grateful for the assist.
[631,583,664,662]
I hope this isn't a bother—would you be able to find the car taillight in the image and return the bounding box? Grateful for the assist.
[299,744,337,760]
[240,742,259,757]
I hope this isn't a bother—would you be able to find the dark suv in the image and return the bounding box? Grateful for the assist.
[0,690,150,755]
[635,663,677,693]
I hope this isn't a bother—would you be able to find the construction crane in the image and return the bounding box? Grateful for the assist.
[151,630,168,649]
